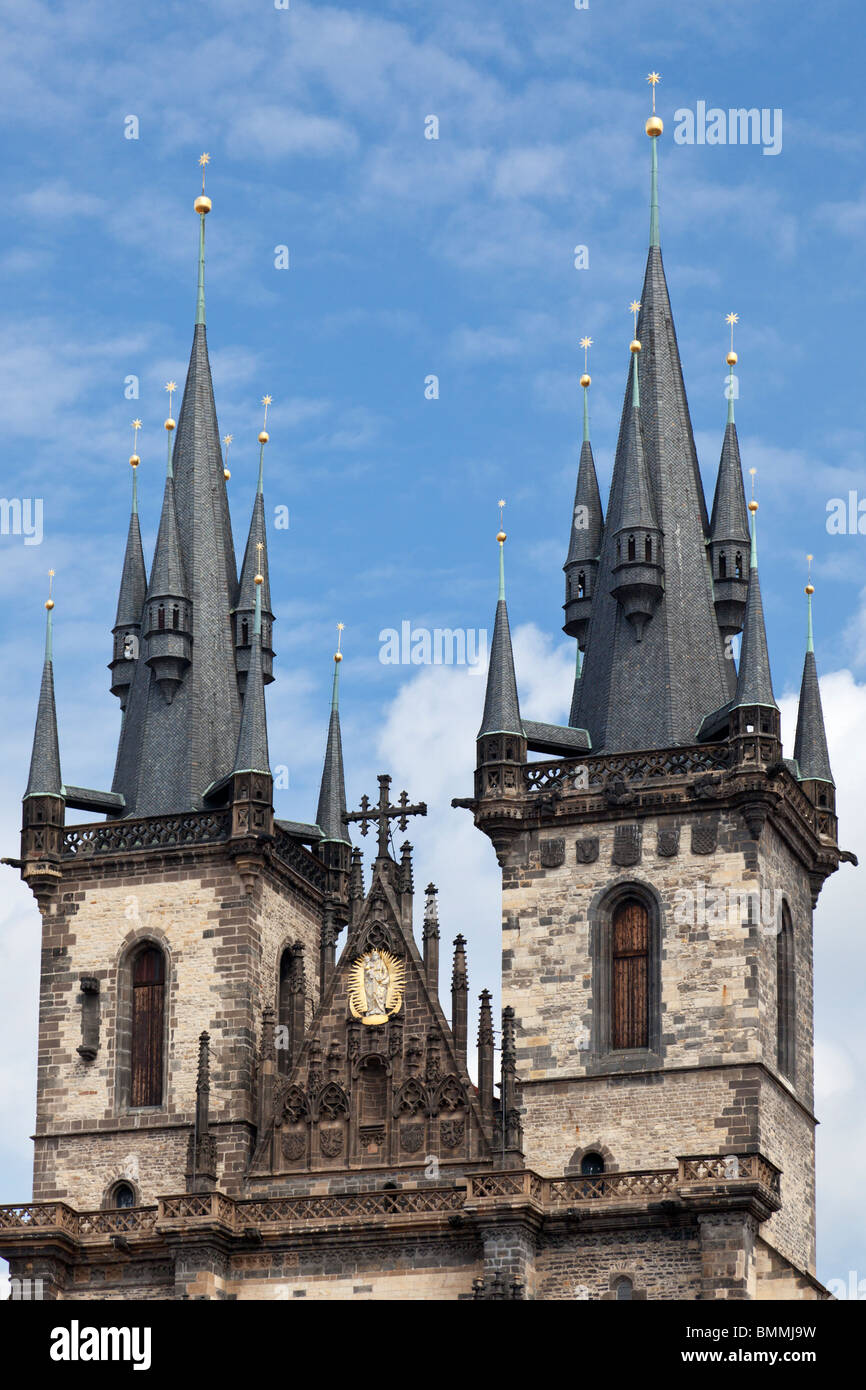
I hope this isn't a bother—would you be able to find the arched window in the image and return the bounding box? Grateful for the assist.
[157,604,165,631]
[719,551,727,579]
[645,536,652,562]
[580,1152,605,1176]
[612,899,649,1050]
[776,906,795,1081]
[110,1181,136,1209]
[172,605,180,630]
[734,551,743,579]
[131,947,165,1107]
[616,538,622,561]
[627,534,636,561]
[577,569,586,599]
[615,1276,634,1301]
[241,618,249,646]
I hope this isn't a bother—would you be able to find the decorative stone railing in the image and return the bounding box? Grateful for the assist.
[523,743,732,796]
[0,1153,782,1245]
[271,824,327,892]
[62,811,232,859]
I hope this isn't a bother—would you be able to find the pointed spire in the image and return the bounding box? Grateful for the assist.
[147,418,188,602]
[25,575,63,800]
[236,399,274,689]
[232,570,270,775]
[479,505,522,737]
[794,563,834,784]
[710,319,749,552]
[110,424,149,707]
[563,340,604,648]
[732,490,777,711]
[568,645,582,728]
[195,154,211,327]
[316,625,350,843]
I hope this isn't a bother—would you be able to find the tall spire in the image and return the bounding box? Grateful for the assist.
[232,561,270,776]
[732,488,777,711]
[563,338,604,651]
[25,574,63,800]
[236,398,275,692]
[316,625,350,844]
[110,423,148,709]
[478,505,522,737]
[113,157,241,815]
[571,78,731,751]
[708,315,750,657]
[794,562,834,785]
[195,153,210,326]
[647,72,662,247]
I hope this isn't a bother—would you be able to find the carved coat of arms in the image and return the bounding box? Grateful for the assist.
[348,949,405,1026]
[576,837,599,864]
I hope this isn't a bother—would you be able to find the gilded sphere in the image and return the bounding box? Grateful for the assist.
[630,338,641,354]
[254,572,264,585]
[645,115,664,137]
[45,599,55,610]
[194,195,212,215]
[165,417,176,432]
[805,583,815,595]
[497,530,507,543]
[258,430,269,444]
[748,499,759,513]
[726,350,738,367]
[334,651,343,663]
[223,468,231,480]
[129,453,140,467]
[580,373,591,388]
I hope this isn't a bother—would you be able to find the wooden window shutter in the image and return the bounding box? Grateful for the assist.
[612,900,649,1049]
[131,947,165,1106]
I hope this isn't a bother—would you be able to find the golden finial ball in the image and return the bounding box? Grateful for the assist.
[129,453,140,467]
[630,338,641,354]
[748,499,759,513]
[646,115,664,137]
[258,430,269,445]
[45,599,55,611]
[334,651,343,663]
[726,350,738,367]
[580,373,591,388]
[497,530,507,543]
[223,468,231,480]
[805,583,815,595]
[254,573,264,585]
[165,417,175,432]
[194,195,212,215]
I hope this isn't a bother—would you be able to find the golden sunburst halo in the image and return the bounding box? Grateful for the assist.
[348,949,405,1024]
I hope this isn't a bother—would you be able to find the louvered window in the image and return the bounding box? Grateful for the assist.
[612,899,649,1049]
[131,947,165,1106]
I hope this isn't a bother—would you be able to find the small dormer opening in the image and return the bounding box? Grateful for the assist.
[627,534,636,562]
[645,536,652,562]
[719,551,727,579]
[241,619,249,645]
[577,569,586,598]
[735,551,743,579]
[172,606,179,630]
[157,605,165,631]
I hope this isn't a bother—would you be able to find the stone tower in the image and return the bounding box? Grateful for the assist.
[466,113,850,1298]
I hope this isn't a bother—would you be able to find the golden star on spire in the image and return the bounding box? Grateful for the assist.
[726,312,739,365]
[647,71,661,115]
[223,434,233,447]
[725,312,739,327]
[580,336,593,350]
[165,381,176,395]
[132,418,142,430]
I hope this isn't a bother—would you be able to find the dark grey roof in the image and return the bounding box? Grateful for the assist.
[114,509,147,629]
[315,664,350,843]
[25,614,63,799]
[276,818,323,842]
[565,439,603,566]
[523,720,591,754]
[478,596,522,737]
[233,591,270,775]
[64,786,124,813]
[710,422,750,548]
[732,524,776,711]
[608,362,658,534]
[570,245,732,752]
[147,473,187,600]
[112,323,242,815]
[237,462,273,619]
[794,649,833,784]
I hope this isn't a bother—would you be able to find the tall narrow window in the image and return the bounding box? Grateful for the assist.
[278,947,294,1076]
[612,899,649,1049]
[627,534,636,561]
[241,619,249,646]
[172,605,180,630]
[645,536,653,562]
[719,551,727,579]
[157,604,165,631]
[735,551,743,579]
[131,947,165,1106]
[776,906,795,1080]
[577,569,586,598]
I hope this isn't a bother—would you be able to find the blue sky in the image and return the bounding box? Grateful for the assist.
[1,0,864,1291]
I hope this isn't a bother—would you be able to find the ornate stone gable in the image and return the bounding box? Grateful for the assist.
[251,850,492,1176]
